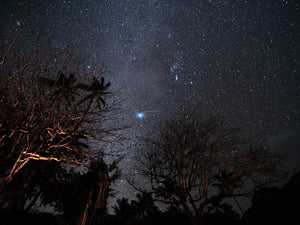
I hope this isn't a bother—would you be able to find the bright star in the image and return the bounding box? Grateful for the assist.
[136,110,160,119]
[136,112,144,119]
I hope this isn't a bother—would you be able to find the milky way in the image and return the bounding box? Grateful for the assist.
[1,0,299,203]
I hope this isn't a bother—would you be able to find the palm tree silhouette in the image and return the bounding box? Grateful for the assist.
[38,71,78,103]
[113,198,136,218]
[131,191,159,218]
[77,76,111,108]
[38,71,76,91]
[38,72,111,108]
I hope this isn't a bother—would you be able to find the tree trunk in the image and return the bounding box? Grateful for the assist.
[77,188,94,225]
[24,190,41,212]
[182,204,207,225]
[185,208,197,225]
[88,179,110,225]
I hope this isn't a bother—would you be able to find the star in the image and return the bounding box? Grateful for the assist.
[136,112,144,119]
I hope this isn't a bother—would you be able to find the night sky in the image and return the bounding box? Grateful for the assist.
[1,0,299,206]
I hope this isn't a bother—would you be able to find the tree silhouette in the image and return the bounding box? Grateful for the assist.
[77,76,111,108]
[131,191,160,218]
[0,160,62,213]
[204,198,239,225]
[212,170,245,216]
[113,198,136,219]
[38,71,78,103]
[38,71,77,90]
[0,18,126,224]
[136,112,284,225]
[112,191,160,225]
[77,157,121,225]
[0,52,122,194]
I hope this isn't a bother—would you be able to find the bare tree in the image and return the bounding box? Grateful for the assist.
[0,14,127,213]
[0,64,119,186]
[136,112,283,225]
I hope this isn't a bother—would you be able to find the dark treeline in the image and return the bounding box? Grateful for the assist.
[0,171,299,225]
